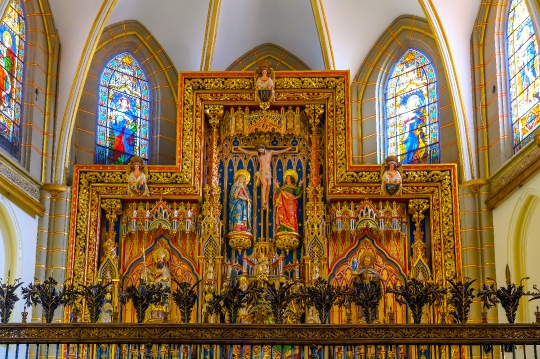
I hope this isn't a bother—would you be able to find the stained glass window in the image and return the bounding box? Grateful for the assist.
[96,52,150,164]
[0,0,25,158]
[385,49,439,164]
[507,0,540,152]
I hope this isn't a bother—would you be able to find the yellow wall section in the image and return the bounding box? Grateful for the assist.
[494,170,540,324]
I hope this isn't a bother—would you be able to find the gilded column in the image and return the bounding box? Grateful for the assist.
[304,104,326,280]
[200,105,225,315]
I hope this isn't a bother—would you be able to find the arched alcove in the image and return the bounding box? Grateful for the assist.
[69,20,178,179]
[351,15,459,166]
[226,43,311,71]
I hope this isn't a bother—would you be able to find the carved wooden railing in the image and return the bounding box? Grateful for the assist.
[0,324,539,359]
[0,323,539,343]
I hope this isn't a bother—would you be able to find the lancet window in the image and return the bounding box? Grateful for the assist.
[507,0,540,152]
[96,52,150,164]
[0,0,25,158]
[385,49,439,164]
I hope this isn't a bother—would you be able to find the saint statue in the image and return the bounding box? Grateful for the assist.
[99,292,114,323]
[150,248,171,288]
[228,169,252,233]
[145,247,171,322]
[353,252,382,323]
[274,169,304,233]
[380,155,402,196]
[354,253,380,282]
[127,156,150,197]
[254,60,275,103]
[237,144,293,210]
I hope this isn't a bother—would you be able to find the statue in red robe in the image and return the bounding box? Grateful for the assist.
[274,170,304,233]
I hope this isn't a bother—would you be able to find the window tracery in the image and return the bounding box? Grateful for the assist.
[385,49,439,164]
[96,52,150,164]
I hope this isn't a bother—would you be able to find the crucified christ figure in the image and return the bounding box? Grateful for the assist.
[237,144,293,210]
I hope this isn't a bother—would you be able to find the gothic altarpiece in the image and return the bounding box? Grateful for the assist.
[67,69,461,326]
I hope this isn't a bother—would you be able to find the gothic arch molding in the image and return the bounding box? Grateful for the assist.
[226,43,311,71]
[1,0,61,183]
[351,15,459,168]
[471,0,540,177]
[69,20,178,182]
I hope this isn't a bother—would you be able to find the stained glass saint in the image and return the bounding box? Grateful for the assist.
[385,49,439,164]
[0,0,25,157]
[96,52,150,164]
[507,0,540,151]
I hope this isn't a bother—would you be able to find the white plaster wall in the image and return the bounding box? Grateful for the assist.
[493,170,540,324]
[0,193,38,323]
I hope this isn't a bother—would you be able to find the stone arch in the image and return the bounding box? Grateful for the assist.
[351,15,458,168]
[471,0,540,177]
[69,20,178,179]
[226,43,311,71]
[0,194,22,280]
[507,187,540,323]
[4,0,60,183]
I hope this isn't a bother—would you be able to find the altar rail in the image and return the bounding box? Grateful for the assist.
[0,324,540,359]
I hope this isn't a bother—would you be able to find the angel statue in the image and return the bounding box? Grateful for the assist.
[254,60,275,103]
[380,155,402,196]
[127,156,149,197]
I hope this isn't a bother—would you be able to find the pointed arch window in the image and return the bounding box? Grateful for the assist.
[96,52,150,164]
[385,49,439,164]
[0,0,25,158]
[507,0,540,152]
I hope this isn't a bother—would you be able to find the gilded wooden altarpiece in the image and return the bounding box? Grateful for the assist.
[67,71,461,324]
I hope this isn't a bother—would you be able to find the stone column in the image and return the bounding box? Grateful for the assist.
[459,179,496,323]
[35,184,70,323]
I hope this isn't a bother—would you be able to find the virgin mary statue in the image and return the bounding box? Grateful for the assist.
[228,169,252,233]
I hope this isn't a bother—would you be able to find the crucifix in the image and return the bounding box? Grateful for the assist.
[236,144,295,210]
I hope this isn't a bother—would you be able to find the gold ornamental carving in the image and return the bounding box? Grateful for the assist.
[275,232,300,253]
[227,231,252,253]
[41,183,68,199]
[68,72,460,307]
